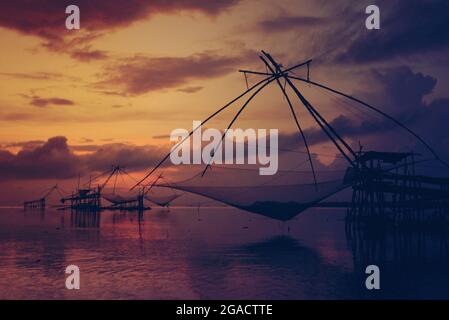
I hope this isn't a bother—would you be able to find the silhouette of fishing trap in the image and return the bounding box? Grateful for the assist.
[132,51,449,222]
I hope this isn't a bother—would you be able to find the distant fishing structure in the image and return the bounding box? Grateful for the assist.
[24,166,181,213]
[130,50,449,224]
[23,184,63,210]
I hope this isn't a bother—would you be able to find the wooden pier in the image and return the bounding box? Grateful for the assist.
[61,187,102,211]
[346,151,449,225]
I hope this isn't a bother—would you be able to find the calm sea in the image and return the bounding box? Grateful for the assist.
[0,207,448,299]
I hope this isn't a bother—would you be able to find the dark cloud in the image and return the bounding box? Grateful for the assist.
[0,112,36,121]
[30,96,75,108]
[279,114,393,151]
[0,137,81,180]
[93,89,124,97]
[258,15,330,33]
[176,86,204,94]
[70,144,102,152]
[69,47,109,62]
[0,1,241,62]
[152,134,172,140]
[0,136,170,180]
[38,31,110,61]
[0,1,240,39]
[330,0,449,63]
[364,66,437,118]
[1,140,45,150]
[99,51,253,95]
[283,65,449,168]
[84,143,168,172]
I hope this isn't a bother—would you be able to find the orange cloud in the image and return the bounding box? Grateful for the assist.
[30,96,75,108]
[98,51,254,95]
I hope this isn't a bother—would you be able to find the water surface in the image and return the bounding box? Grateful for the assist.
[0,207,448,299]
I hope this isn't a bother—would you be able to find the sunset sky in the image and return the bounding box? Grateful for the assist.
[1,0,449,204]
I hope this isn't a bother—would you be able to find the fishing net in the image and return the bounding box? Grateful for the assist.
[102,193,140,204]
[133,51,449,221]
[156,166,350,221]
[145,193,183,207]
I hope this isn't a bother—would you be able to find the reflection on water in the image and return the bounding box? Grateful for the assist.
[70,210,101,229]
[0,207,448,299]
[346,219,449,299]
[184,235,359,299]
[347,221,449,266]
